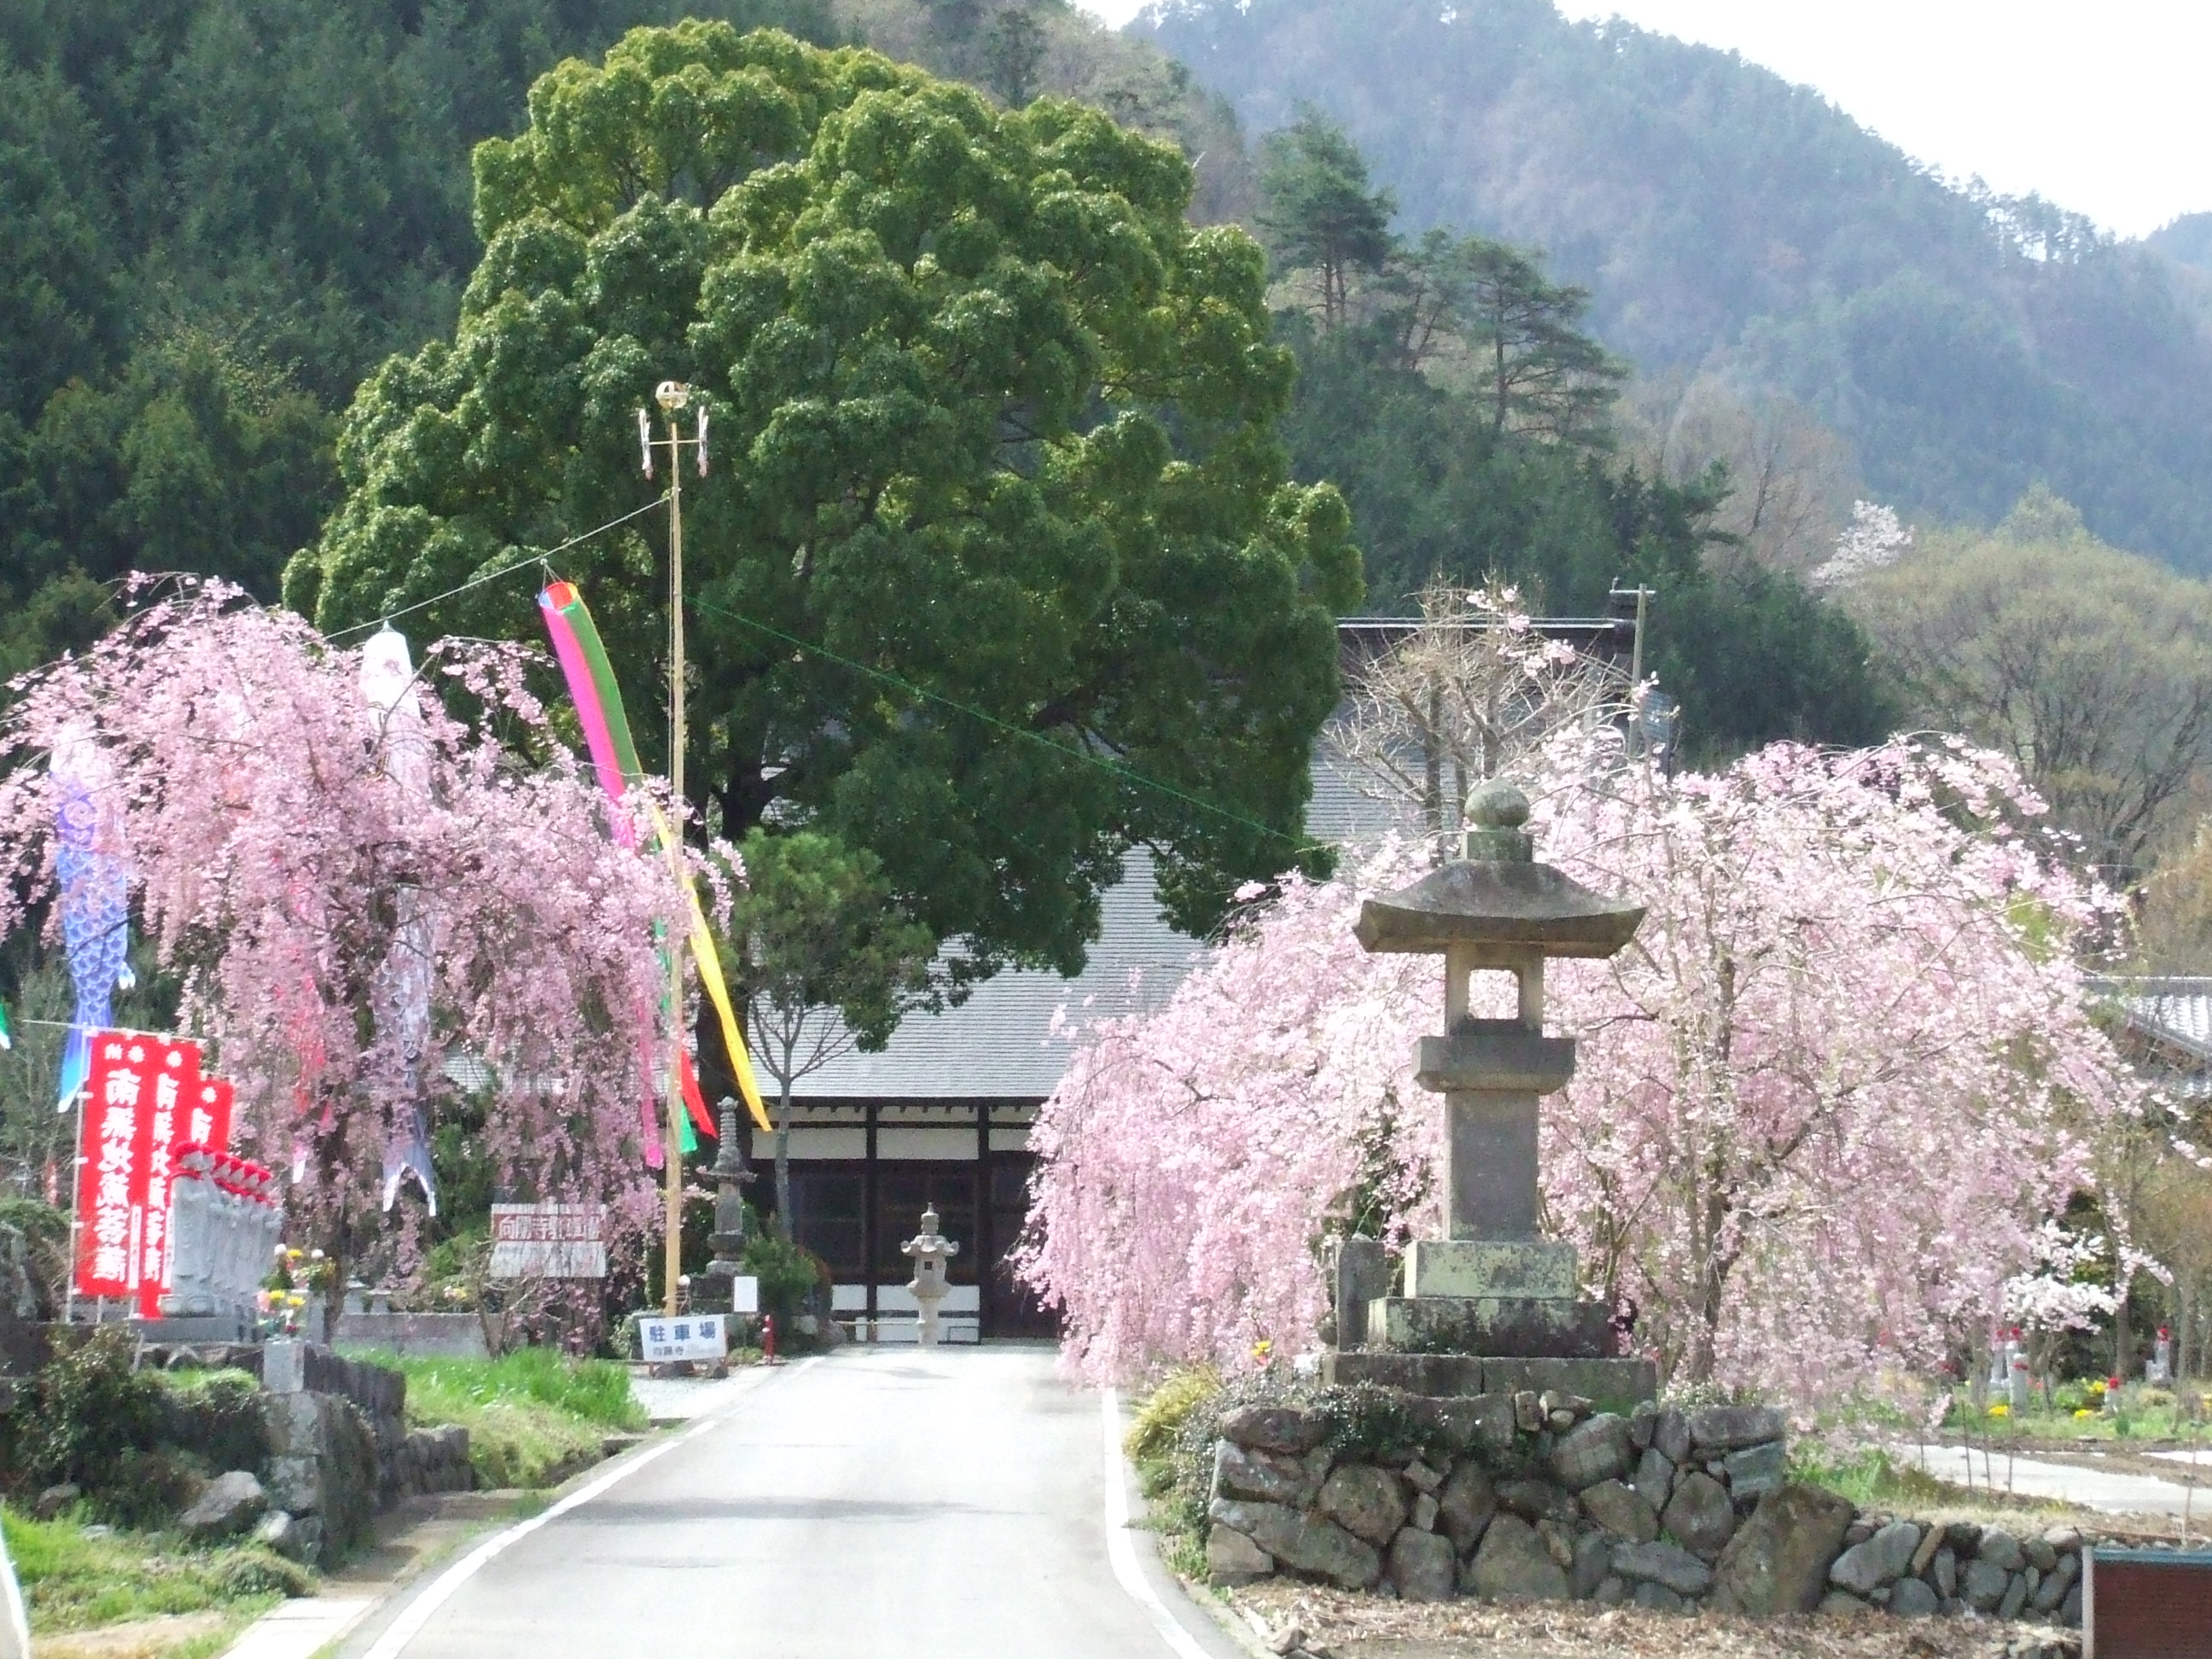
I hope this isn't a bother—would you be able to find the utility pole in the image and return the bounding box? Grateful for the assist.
[1609,582,1654,754]
[640,380,707,1317]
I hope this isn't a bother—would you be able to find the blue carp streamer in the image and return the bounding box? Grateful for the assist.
[52,728,131,1109]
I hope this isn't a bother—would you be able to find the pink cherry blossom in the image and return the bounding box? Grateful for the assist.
[0,585,684,1284]
[1018,733,2145,1404]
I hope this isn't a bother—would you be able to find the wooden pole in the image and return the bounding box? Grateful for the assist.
[663,400,687,1318]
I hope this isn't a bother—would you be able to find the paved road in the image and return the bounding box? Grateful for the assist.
[1903,1442,2204,1516]
[339,1346,1243,1659]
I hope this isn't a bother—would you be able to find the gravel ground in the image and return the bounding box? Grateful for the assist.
[1225,1583,2075,1659]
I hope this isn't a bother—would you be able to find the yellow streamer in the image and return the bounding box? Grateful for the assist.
[649,804,771,1133]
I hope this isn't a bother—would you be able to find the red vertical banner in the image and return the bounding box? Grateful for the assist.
[137,1039,201,1317]
[184,1076,233,1156]
[73,1033,152,1300]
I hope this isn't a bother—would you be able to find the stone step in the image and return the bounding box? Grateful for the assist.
[1320,1351,1658,1412]
[1366,1294,1616,1358]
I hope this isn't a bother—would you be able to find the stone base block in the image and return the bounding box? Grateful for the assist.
[1367,1294,1615,1358]
[1321,1351,1657,1412]
[1323,1351,1488,1397]
[1404,1239,1578,1299]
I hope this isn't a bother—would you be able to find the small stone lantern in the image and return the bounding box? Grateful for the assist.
[1345,780,1649,1390]
[900,1206,960,1347]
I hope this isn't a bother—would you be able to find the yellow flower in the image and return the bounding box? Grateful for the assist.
[2073,1407,2095,1418]
[1251,1340,1272,1361]
[1988,1403,2011,1417]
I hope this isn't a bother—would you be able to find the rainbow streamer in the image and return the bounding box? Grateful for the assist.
[537,583,771,1144]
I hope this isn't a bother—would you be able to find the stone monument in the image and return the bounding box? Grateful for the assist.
[1326,780,1657,1406]
[696,1098,756,1316]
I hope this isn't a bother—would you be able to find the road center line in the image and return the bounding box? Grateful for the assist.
[1101,1388,1218,1659]
[360,1359,818,1659]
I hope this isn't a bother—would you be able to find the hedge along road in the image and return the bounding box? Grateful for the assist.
[333,1346,1245,1659]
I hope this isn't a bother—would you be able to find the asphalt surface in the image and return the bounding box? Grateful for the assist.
[1903,1441,2203,1516]
[337,1345,1245,1659]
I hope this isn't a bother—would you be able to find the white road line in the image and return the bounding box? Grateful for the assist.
[1101,1388,1217,1659]
[358,1359,814,1659]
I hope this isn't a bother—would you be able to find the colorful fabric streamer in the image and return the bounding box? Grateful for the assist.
[361,628,439,1214]
[50,723,131,1110]
[537,583,772,1149]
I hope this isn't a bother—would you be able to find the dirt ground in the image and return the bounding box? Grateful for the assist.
[1225,1583,2075,1659]
[32,1610,231,1659]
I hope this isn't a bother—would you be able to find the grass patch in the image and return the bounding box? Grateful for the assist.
[2,1510,306,1634]
[356,1348,645,1490]
[383,1348,645,1432]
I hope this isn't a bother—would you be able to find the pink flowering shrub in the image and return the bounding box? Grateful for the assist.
[1019,736,2140,1403]
[0,585,684,1278]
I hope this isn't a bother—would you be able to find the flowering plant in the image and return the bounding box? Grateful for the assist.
[1019,734,2143,1406]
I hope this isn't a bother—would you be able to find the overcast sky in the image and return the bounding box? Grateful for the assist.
[1077,2,2212,239]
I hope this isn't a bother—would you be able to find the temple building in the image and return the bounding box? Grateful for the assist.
[757,615,1628,1339]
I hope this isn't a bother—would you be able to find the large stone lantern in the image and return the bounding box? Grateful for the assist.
[1332,781,1653,1401]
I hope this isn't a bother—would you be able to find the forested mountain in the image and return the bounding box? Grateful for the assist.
[1139,0,2212,574]
[0,0,843,672]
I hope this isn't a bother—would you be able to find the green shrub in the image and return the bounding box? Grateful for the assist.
[0,1199,68,1317]
[14,1328,160,1494]
[739,1231,827,1327]
[151,1369,269,1477]
[215,1551,315,1599]
[1125,1369,1219,1464]
[97,1450,204,1531]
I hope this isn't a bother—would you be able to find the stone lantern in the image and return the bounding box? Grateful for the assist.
[1333,779,1654,1401]
[900,1206,960,1347]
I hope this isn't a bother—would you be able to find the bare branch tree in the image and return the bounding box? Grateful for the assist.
[1334,579,1627,858]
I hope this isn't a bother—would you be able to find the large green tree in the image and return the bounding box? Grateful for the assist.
[288,23,1359,978]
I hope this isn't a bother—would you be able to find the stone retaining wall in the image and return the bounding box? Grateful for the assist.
[381,1424,474,1504]
[140,1340,473,1563]
[1202,1388,2087,1639]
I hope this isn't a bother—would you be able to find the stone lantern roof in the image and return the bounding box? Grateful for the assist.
[1354,782,1644,960]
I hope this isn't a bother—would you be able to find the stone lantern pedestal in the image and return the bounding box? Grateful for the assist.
[1324,783,1657,1407]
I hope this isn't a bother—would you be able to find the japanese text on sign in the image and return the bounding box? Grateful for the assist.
[71,1031,232,1307]
[637,1314,726,1362]
[487,1203,607,1279]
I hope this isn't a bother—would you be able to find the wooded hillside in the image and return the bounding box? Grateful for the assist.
[1141,0,2212,573]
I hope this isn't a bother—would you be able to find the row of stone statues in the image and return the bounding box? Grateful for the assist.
[160,1147,283,1325]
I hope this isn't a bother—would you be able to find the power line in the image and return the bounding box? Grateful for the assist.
[325,495,671,642]
[684,595,1324,858]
